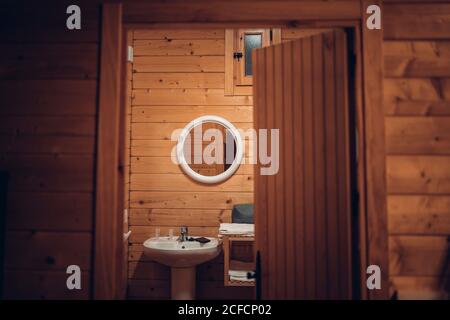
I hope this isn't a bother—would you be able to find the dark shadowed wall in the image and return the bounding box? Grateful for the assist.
[0,0,100,299]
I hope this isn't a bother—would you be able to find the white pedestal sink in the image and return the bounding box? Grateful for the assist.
[143,236,222,300]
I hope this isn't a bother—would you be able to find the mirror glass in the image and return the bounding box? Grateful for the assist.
[182,122,237,177]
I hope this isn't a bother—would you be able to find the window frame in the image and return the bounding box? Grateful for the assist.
[225,28,280,96]
[235,29,271,86]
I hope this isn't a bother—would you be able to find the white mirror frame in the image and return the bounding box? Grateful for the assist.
[176,115,244,184]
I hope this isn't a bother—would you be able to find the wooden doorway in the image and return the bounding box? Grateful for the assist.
[96,2,388,300]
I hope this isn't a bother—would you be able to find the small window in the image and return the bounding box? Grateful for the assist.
[244,34,262,76]
[235,29,270,86]
[225,28,280,95]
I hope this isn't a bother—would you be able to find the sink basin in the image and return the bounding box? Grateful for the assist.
[143,236,222,299]
[143,236,222,268]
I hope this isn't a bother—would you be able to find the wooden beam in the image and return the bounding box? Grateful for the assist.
[384,3,450,40]
[123,1,361,24]
[361,0,389,299]
[224,29,234,95]
[94,3,124,300]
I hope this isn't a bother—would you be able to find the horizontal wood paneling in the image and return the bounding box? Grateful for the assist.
[128,261,169,280]
[0,1,99,299]
[132,89,253,105]
[131,121,252,140]
[384,41,450,77]
[0,44,98,79]
[129,208,231,227]
[384,41,450,58]
[388,195,450,235]
[0,80,97,116]
[6,192,92,231]
[130,157,253,174]
[384,4,450,299]
[127,279,170,299]
[130,191,253,209]
[132,106,252,123]
[128,29,253,300]
[385,117,450,155]
[3,270,90,300]
[0,116,95,136]
[131,122,189,140]
[133,56,224,73]
[390,276,448,300]
[0,135,95,154]
[387,156,450,194]
[196,280,253,300]
[133,73,224,89]
[134,29,224,40]
[131,140,175,157]
[129,245,155,262]
[385,100,450,116]
[384,4,450,40]
[134,40,224,56]
[127,278,252,300]
[0,155,93,173]
[198,261,228,281]
[385,55,450,78]
[4,231,92,270]
[384,78,450,101]
[0,154,94,192]
[389,236,449,276]
[130,173,253,192]
[130,140,254,158]
[131,157,181,174]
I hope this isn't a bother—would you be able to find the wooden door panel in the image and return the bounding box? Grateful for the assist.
[253,30,352,299]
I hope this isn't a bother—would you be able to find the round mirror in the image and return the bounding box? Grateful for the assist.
[176,116,244,184]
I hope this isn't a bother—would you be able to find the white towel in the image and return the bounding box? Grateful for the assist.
[230,276,254,282]
[219,223,254,235]
[228,270,254,282]
[229,270,253,282]
[228,270,249,278]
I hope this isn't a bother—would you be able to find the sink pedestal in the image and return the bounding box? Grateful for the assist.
[171,267,196,300]
[143,236,222,300]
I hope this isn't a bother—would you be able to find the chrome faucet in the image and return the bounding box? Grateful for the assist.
[178,226,188,242]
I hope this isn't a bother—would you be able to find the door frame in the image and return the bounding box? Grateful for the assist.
[95,0,387,300]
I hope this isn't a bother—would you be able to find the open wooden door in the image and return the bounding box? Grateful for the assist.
[253,29,354,299]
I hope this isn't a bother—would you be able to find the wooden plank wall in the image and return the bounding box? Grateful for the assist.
[0,0,100,299]
[128,29,254,299]
[384,2,450,299]
[1,0,448,300]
